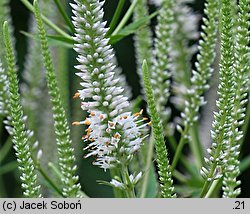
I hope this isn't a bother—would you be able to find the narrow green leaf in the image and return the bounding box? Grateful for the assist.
[21,31,74,48]
[111,0,139,36]
[109,11,158,44]
[107,0,126,36]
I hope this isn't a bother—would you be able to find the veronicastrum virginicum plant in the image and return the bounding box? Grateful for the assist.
[0,0,249,198]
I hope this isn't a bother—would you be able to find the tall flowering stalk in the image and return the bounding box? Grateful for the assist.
[170,0,200,109]
[33,0,81,197]
[222,0,250,198]
[0,0,10,63]
[142,60,175,198]
[3,21,41,197]
[71,0,147,197]
[133,0,153,91]
[0,0,16,134]
[172,0,220,171]
[0,61,7,116]
[200,0,245,197]
[150,0,174,125]
[21,0,58,176]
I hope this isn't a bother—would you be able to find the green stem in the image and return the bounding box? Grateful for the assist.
[168,135,199,178]
[121,165,136,198]
[204,155,250,198]
[203,155,250,198]
[53,0,75,33]
[200,145,223,197]
[48,162,64,179]
[35,161,63,197]
[205,179,221,198]
[20,0,71,39]
[140,134,188,198]
[107,0,126,36]
[189,124,204,169]
[110,169,125,198]
[140,134,155,198]
[170,127,188,172]
[112,0,139,36]
[48,162,89,198]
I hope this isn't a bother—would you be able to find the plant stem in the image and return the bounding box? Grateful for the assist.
[167,135,199,177]
[112,0,139,36]
[189,123,204,169]
[140,134,155,198]
[203,155,250,198]
[205,179,221,198]
[107,0,125,36]
[35,162,63,197]
[121,165,136,198]
[171,122,204,173]
[200,144,223,197]
[48,162,89,198]
[110,169,125,198]
[140,134,189,198]
[170,127,188,172]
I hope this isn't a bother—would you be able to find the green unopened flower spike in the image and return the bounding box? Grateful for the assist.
[142,60,175,198]
[200,0,237,197]
[0,0,16,121]
[0,0,12,62]
[3,21,41,198]
[180,0,220,131]
[33,0,81,197]
[133,0,153,91]
[172,0,219,171]
[169,0,200,109]
[150,0,174,124]
[222,0,250,198]
[21,0,58,166]
[0,61,8,116]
